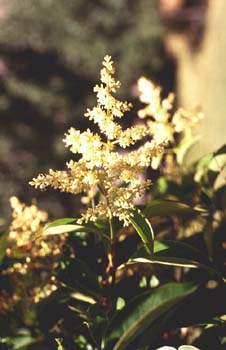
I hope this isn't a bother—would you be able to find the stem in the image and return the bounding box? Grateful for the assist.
[106,208,116,279]
[83,322,101,350]
[108,208,114,243]
[97,183,116,288]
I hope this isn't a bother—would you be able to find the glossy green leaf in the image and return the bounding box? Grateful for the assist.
[55,338,64,350]
[136,305,180,349]
[43,219,109,239]
[130,240,217,274]
[175,134,200,166]
[130,257,203,269]
[195,144,226,189]
[10,329,35,350]
[214,143,226,156]
[132,240,210,263]
[116,297,126,311]
[194,154,213,184]
[153,240,210,263]
[44,224,87,235]
[0,229,9,264]
[208,154,226,172]
[47,218,77,227]
[144,199,207,217]
[155,347,176,350]
[208,152,226,190]
[43,219,110,257]
[70,292,96,305]
[67,305,89,321]
[103,282,198,350]
[130,208,154,255]
[179,346,200,350]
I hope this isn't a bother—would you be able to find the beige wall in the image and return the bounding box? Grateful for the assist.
[166,0,226,161]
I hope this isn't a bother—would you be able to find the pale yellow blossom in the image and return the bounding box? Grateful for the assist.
[30,56,165,226]
[7,197,65,272]
[0,197,64,309]
[137,76,203,168]
[9,196,48,248]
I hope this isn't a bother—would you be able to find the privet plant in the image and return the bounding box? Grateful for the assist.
[0,56,226,350]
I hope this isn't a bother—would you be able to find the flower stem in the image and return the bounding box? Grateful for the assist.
[106,208,115,275]
[97,183,116,283]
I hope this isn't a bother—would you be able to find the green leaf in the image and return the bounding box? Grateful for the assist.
[153,240,209,263]
[175,134,200,166]
[208,154,226,172]
[130,257,204,269]
[133,240,209,263]
[194,144,226,189]
[43,218,111,257]
[44,224,87,235]
[179,346,200,350]
[128,240,217,273]
[70,292,96,305]
[130,208,154,255]
[155,347,176,350]
[144,199,207,217]
[43,219,109,239]
[195,154,213,184]
[208,153,226,190]
[213,143,226,157]
[10,329,35,350]
[136,304,179,349]
[47,218,77,227]
[67,305,89,321]
[116,297,125,311]
[0,229,9,264]
[55,338,64,350]
[103,282,198,350]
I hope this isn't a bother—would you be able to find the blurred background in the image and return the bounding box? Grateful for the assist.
[0,0,225,221]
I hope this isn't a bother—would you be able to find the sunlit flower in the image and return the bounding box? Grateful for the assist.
[0,197,65,309]
[30,56,165,226]
[9,196,47,244]
[7,196,65,270]
[137,77,203,168]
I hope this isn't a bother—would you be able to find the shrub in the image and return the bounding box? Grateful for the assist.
[0,56,225,350]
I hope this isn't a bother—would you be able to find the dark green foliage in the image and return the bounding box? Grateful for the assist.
[103,282,198,350]
[1,144,226,350]
[0,4,225,347]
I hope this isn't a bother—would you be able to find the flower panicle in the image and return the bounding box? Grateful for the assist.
[10,196,47,237]
[137,76,203,142]
[7,196,65,263]
[137,76,203,169]
[137,77,175,140]
[30,56,165,226]
[3,197,65,307]
[84,55,133,141]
